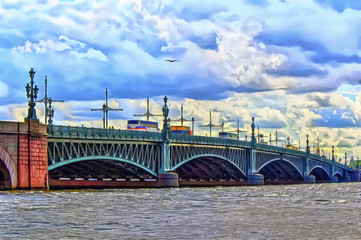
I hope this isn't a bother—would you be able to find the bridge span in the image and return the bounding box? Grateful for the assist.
[0,119,359,190]
[45,124,359,188]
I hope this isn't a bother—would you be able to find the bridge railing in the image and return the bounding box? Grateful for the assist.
[256,143,307,157]
[170,133,252,148]
[47,125,356,171]
[309,154,353,171]
[47,125,163,142]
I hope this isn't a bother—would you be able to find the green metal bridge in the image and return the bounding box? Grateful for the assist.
[47,124,358,187]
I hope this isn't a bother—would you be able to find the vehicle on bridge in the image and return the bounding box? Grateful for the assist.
[286,144,298,150]
[219,132,238,139]
[127,120,160,132]
[170,126,192,135]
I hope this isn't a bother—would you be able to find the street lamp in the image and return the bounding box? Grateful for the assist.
[162,96,170,131]
[25,68,39,120]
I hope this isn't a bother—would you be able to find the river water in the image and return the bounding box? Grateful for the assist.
[0,183,360,240]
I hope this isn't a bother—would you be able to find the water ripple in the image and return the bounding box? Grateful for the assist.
[0,183,360,239]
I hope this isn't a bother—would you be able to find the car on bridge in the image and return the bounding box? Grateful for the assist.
[219,132,238,139]
[127,120,160,132]
[170,126,192,135]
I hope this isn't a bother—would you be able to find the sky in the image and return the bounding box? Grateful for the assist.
[1,0,361,162]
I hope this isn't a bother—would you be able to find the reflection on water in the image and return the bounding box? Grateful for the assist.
[0,183,360,239]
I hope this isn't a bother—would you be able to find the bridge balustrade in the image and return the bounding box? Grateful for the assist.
[170,133,252,148]
[309,153,322,161]
[47,125,163,142]
[256,143,307,157]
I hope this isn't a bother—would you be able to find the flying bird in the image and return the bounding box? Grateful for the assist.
[165,59,178,63]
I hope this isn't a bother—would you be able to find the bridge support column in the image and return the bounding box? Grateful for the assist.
[160,142,170,174]
[303,135,315,184]
[247,149,264,185]
[304,175,316,183]
[247,118,264,185]
[351,171,361,182]
[331,146,335,179]
[248,174,264,185]
[158,172,179,187]
[341,173,350,182]
[329,176,338,183]
[17,119,48,190]
[159,96,171,174]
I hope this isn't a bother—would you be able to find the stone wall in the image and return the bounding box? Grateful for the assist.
[0,120,48,189]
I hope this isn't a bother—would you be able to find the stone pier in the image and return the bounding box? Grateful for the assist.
[0,120,48,190]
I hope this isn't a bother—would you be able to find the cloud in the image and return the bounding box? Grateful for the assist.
[1,0,361,159]
[12,35,108,61]
[336,140,353,148]
[315,0,361,12]
[2,0,361,100]
[12,39,70,53]
[0,81,8,97]
[70,48,108,62]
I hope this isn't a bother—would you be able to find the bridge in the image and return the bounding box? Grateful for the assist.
[44,123,358,188]
[0,114,359,189]
[0,74,359,189]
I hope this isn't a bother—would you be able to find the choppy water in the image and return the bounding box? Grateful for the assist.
[0,183,360,240]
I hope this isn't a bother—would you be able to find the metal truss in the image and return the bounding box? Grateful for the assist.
[309,159,331,177]
[47,124,355,181]
[334,166,344,177]
[283,155,305,174]
[169,145,249,174]
[255,151,281,170]
[48,140,161,173]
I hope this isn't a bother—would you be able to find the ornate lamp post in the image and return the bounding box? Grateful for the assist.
[251,117,256,147]
[162,96,171,138]
[160,96,171,173]
[25,68,39,120]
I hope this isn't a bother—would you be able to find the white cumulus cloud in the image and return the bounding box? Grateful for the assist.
[0,81,8,97]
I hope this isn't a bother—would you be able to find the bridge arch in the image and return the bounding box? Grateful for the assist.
[0,146,16,189]
[334,169,343,178]
[334,173,343,179]
[171,154,247,181]
[48,156,157,179]
[309,166,330,181]
[257,158,303,183]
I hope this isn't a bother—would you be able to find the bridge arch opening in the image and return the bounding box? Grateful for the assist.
[0,160,11,190]
[258,159,303,184]
[0,146,16,190]
[48,157,157,181]
[334,173,342,180]
[173,155,247,182]
[309,167,330,182]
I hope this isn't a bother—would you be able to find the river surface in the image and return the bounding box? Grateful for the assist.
[0,183,360,240]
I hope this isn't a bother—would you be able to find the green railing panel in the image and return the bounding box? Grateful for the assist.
[119,130,125,139]
[92,128,99,136]
[78,127,86,137]
[114,130,120,138]
[86,128,92,137]
[70,127,78,136]
[99,129,106,137]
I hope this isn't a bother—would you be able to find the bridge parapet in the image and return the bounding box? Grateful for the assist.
[48,125,163,142]
[170,134,252,148]
[256,143,307,157]
[0,120,48,189]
